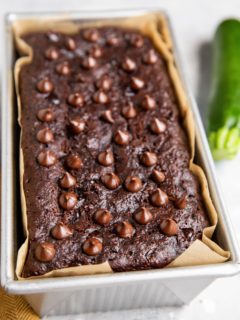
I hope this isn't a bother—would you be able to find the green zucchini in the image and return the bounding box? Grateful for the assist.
[208,19,240,160]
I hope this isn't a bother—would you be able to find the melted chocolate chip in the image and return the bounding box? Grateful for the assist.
[96,76,112,91]
[150,118,166,134]
[59,192,78,210]
[130,34,144,48]
[56,61,71,75]
[82,238,103,256]
[60,172,77,188]
[150,188,169,206]
[45,47,59,60]
[94,209,113,226]
[36,128,54,144]
[35,242,56,262]
[67,93,84,108]
[89,45,103,58]
[175,195,187,209]
[143,49,158,64]
[101,172,121,190]
[69,117,85,134]
[51,222,73,240]
[114,130,130,145]
[37,108,54,122]
[65,37,76,51]
[36,79,54,93]
[152,169,165,184]
[107,36,120,46]
[37,150,57,167]
[160,219,178,236]
[66,155,83,170]
[141,152,158,167]
[141,95,156,110]
[82,56,97,69]
[125,176,142,193]
[83,28,100,42]
[115,221,134,238]
[93,90,108,104]
[134,207,153,225]
[122,57,136,72]
[101,110,114,123]
[131,76,145,90]
[98,150,114,166]
[121,103,137,119]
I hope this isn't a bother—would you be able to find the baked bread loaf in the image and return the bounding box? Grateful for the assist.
[18,26,209,277]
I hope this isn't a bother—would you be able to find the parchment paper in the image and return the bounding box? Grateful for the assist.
[13,13,230,280]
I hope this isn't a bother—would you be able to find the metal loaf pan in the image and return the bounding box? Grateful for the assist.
[1,8,240,318]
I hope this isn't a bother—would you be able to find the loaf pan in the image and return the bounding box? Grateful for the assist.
[1,8,240,317]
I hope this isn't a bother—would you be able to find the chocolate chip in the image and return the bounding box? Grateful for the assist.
[152,169,165,184]
[141,95,156,110]
[107,36,120,46]
[69,117,85,134]
[56,61,71,75]
[114,130,130,145]
[45,47,59,60]
[67,93,84,108]
[131,77,144,90]
[96,76,112,91]
[125,176,142,193]
[150,188,169,206]
[51,222,73,240]
[35,242,56,262]
[160,219,178,236]
[36,79,54,93]
[46,32,59,42]
[141,152,158,167]
[143,49,158,64]
[81,56,97,69]
[59,192,78,210]
[101,110,114,123]
[175,195,187,209]
[66,155,83,170]
[94,209,113,226]
[98,150,114,166]
[122,57,136,72]
[82,238,103,256]
[60,172,77,188]
[93,90,109,104]
[130,34,144,48]
[115,221,134,238]
[150,118,166,134]
[65,37,76,51]
[89,45,103,58]
[121,103,137,119]
[134,207,153,225]
[101,172,121,190]
[36,128,54,144]
[83,28,100,42]
[37,150,57,167]
[37,108,54,122]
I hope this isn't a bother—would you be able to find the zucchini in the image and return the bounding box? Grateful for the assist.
[208,19,240,160]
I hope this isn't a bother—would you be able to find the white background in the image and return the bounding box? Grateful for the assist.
[1,0,240,319]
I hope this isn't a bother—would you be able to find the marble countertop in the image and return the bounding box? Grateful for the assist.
[1,0,240,319]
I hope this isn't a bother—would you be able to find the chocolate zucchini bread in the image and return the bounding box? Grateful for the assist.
[19,26,209,277]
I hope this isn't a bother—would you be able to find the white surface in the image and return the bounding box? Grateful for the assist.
[1,0,240,319]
